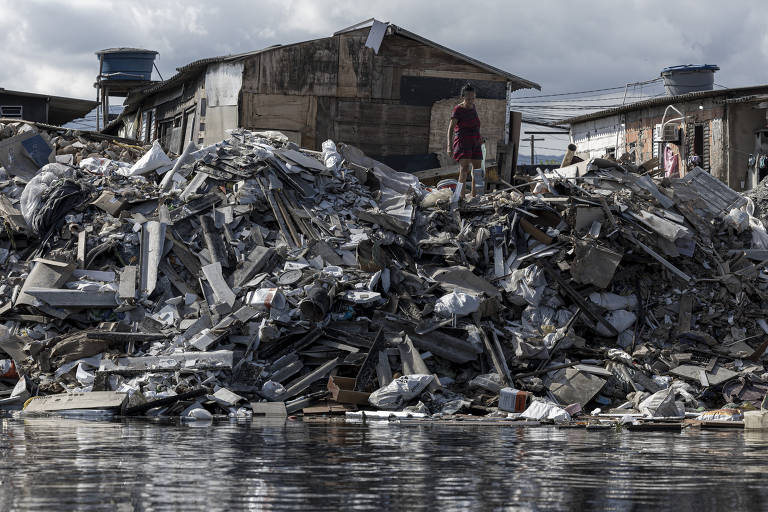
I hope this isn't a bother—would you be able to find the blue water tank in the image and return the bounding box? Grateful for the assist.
[660,64,719,96]
[96,48,158,81]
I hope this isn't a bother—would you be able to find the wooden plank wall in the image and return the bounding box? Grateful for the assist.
[371,34,505,100]
[338,34,372,99]
[335,101,430,156]
[241,93,317,148]
[236,31,510,158]
[256,38,338,96]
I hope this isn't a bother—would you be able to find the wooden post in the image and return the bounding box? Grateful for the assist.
[102,85,110,130]
[527,135,544,166]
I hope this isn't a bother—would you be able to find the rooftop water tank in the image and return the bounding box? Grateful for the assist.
[96,48,158,81]
[660,64,719,96]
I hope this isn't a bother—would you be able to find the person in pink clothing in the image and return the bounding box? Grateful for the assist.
[447,83,483,198]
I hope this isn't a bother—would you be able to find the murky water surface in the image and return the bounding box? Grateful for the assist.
[0,417,765,511]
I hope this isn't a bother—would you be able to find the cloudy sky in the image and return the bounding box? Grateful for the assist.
[1,0,766,156]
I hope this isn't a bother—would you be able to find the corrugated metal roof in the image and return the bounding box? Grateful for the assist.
[560,84,768,126]
[0,88,98,125]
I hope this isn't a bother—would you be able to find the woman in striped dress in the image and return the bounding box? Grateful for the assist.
[446,83,483,198]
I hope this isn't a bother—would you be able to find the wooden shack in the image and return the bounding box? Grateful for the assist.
[105,20,540,173]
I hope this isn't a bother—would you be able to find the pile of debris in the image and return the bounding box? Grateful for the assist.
[0,118,766,426]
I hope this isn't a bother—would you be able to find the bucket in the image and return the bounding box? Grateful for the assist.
[299,286,330,322]
[472,168,485,195]
[436,179,458,191]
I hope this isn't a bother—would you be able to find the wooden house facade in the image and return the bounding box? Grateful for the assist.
[104,20,540,172]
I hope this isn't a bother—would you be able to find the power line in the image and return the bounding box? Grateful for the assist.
[510,78,663,99]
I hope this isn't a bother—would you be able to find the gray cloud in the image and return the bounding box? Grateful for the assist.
[1,0,765,143]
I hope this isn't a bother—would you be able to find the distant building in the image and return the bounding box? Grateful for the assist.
[0,88,98,126]
[103,19,540,173]
[560,83,768,191]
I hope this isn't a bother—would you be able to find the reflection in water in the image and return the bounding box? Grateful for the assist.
[0,418,766,510]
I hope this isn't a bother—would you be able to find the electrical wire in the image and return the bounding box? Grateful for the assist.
[510,79,663,99]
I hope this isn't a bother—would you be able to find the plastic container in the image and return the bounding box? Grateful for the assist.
[96,48,158,81]
[472,168,485,195]
[499,387,530,412]
[246,288,286,311]
[436,179,458,191]
[660,64,719,96]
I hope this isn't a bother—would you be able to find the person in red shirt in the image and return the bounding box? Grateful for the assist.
[447,83,483,198]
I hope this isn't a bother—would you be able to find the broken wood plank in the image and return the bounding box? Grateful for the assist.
[477,322,509,387]
[623,232,692,283]
[520,218,553,245]
[76,230,87,269]
[376,350,393,388]
[677,294,693,334]
[353,327,384,392]
[541,264,619,337]
[490,327,513,385]
[258,177,297,248]
[281,357,340,399]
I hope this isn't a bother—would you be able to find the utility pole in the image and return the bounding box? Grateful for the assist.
[526,135,544,165]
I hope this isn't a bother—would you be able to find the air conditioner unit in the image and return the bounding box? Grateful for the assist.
[654,123,680,142]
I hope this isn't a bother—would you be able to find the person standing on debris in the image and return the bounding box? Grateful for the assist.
[447,83,483,198]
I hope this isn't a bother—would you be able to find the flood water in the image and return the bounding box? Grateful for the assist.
[0,417,766,511]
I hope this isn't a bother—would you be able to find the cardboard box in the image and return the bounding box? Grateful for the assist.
[328,375,370,405]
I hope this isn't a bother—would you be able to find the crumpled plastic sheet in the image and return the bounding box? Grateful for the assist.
[79,157,131,175]
[121,140,172,176]
[368,374,434,410]
[638,388,685,418]
[434,291,480,318]
[588,292,639,311]
[322,139,343,172]
[520,400,571,423]
[503,266,547,307]
[596,310,637,337]
[20,163,87,234]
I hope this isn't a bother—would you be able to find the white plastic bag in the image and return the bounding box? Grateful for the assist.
[321,140,343,172]
[434,291,480,318]
[79,157,131,175]
[588,292,638,311]
[725,208,749,232]
[520,400,571,423]
[261,380,286,400]
[368,374,434,410]
[596,310,637,336]
[749,215,768,249]
[121,140,172,176]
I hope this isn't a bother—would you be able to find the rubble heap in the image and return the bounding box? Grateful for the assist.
[0,119,766,425]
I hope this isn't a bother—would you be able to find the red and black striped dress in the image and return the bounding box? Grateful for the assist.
[451,104,482,161]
